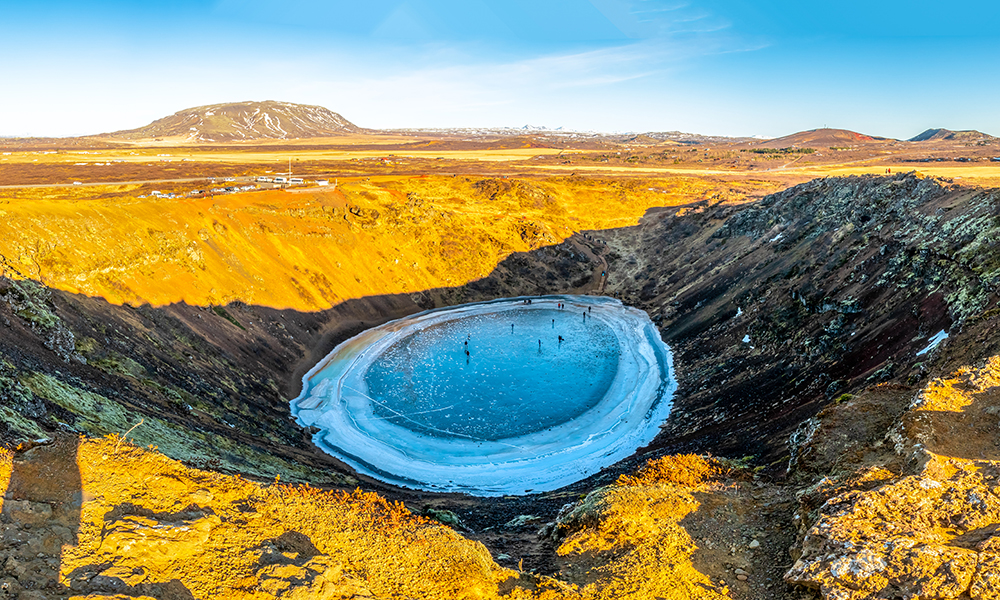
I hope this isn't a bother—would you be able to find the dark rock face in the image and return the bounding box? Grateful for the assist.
[0,279,81,363]
[598,173,1000,466]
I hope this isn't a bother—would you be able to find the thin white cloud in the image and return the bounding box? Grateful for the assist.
[266,27,760,130]
[0,0,762,135]
[590,0,728,38]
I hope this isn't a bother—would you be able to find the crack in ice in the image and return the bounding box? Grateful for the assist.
[342,383,526,450]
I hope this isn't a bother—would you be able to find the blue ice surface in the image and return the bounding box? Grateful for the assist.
[290,294,676,496]
[365,307,620,440]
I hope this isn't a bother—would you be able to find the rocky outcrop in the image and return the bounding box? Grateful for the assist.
[601,173,1000,464]
[0,279,80,364]
[786,357,1000,599]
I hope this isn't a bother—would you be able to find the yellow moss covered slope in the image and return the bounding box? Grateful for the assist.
[0,176,778,310]
[0,438,782,599]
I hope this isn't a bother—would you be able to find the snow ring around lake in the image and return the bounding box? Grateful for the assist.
[290,295,676,496]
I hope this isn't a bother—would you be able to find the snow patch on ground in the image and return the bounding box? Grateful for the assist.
[916,330,949,356]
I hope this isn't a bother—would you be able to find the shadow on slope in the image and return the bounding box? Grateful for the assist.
[0,436,197,598]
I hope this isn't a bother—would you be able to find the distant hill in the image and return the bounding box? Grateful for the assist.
[621,134,673,145]
[634,131,756,145]
[757,128,890,148]
[102,101,361,142]
[909,128,997,142]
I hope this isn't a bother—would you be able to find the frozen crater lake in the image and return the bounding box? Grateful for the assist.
[291,295,675,495]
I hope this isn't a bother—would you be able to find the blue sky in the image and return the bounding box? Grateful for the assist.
[2,0,997,138]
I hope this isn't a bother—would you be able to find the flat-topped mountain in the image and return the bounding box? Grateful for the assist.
[757,127,890,148]
[909,128,997,142]
[102,101,361,142]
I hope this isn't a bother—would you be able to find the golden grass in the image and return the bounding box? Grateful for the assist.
[783,164,1000,182]
[0,436,756,599]
[557,453,736,599]
[0,447,10,513]
[616,454,725,488]
[529,164,738,176]
[529,160,1000,184]
[0,147,571,165]
[0,174,782,310]
[52,435,515,599]
[0,183,147,200]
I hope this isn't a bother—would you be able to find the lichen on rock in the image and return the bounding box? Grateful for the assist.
[786,356,1000,599]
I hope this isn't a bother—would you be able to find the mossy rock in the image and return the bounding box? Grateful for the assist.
[91,354,147,378]
[6,280,59,330]
[0,406,47,443]
[19,372,348,485]
[423,508,469,532]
